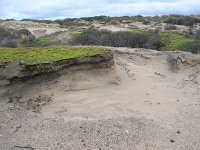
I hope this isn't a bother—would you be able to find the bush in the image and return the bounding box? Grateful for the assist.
[143,19,150,25]
[164,15,200,27]
[195,30,200,40]
[165,24,177,30]
[20,36,36,47]
[0,28,20,39]
[181,40,200,54]
[17,29,32,36]
[70,27,164,50]
[1,39,17,48]
[145,31,165,49]
[21,19,54,24]
[188,27,193,35]
[0,28,35,48]
[81,16,111,22]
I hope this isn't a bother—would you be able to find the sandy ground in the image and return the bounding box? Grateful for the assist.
[1,48,200,149]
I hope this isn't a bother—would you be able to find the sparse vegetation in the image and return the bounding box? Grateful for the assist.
[160,31,194,50]
[145,31,165,50]
[165,24,177,30]
[181,40,200,54]
[53,15,200,28]
[163,15,200,27]
[0,46,109,65]
[21,19,54,24]
[1,15,200,54]
[142,19,150,25]
[195,30,200,40]
[0,28,35,48]
[36,36,55,46]
[70,27,163,50]
[132,28,145,34]
[68,26,195,52]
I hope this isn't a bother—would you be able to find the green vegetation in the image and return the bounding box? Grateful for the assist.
[70,27,163,50]
[36,36,55,46]
[131,29,196,51]
[0,46,109,65]
[132,28,144,34]
[160,31,194,50]
[181,40,200,54]
[0,28,35,48]
[163,15,200,27]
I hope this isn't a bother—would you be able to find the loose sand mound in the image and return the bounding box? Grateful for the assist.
[1,48,200,149]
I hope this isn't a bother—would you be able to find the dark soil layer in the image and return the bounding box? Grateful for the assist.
[0,51,114,84]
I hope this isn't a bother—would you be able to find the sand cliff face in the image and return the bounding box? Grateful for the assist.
[0,51,114,85]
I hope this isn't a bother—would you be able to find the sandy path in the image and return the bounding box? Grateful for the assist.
[1,48,200,149]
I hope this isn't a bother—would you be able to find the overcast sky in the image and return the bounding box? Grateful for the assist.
[0,0,200,20]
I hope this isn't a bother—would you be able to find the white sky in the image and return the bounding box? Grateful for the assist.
[0,0,200,20]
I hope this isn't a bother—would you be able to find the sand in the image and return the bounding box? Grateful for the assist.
[1,47,200,149]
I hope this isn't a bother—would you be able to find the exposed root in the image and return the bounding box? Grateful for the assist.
[14,145,35,149]
[12,125,22,134]
[190,61,200,68]
[155,72,166,78]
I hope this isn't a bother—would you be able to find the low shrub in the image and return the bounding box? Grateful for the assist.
[145,31,165,49]
[81,16,111,22]
[69,27,164,50]
[142,19,150,25]
[195,30,200,40]
[0,28,36,48]
[1,39,17,48]
[17,29,32,36]
[19,36,36,47]
[164,15,200,27]
[21,19,54,24]
[165,24,177,30]
[181,40,200,54]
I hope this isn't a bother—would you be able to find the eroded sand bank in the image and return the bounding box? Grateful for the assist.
[1,48,200,149]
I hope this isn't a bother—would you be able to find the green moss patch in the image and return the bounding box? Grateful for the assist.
[0,46,109,65]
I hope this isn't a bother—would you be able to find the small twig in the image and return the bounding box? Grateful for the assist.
[184,72,198,84]
[188,70,200,80]
[14,145,35,149]
[177,56,184,64]
[12,125,22,134]
[155,72,166,78]
[184,79,196,83]
[190,61,200,68]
